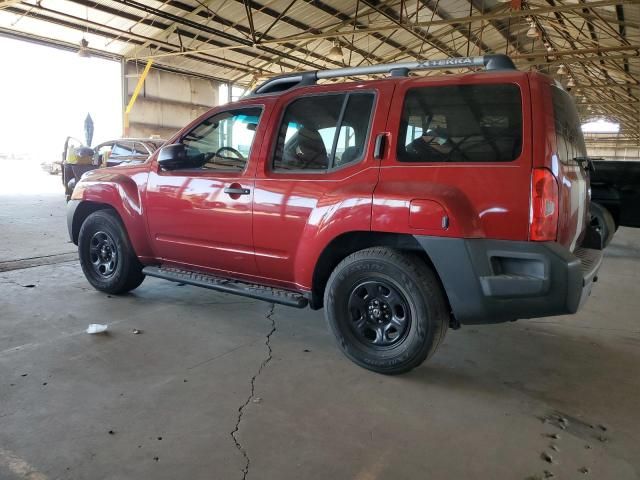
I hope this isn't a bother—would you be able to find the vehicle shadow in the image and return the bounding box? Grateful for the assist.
[405,321,640,427]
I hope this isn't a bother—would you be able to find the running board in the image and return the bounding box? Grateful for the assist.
[142,266,308,308]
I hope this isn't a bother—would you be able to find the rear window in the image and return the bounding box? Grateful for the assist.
[147,141,165,152]
[398,84,522,163]
[551,86,587,165]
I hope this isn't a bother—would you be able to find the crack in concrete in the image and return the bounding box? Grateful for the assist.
[0,252,77,273]
[230,303,276,480]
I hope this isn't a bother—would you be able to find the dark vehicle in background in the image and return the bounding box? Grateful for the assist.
[590,160,640,245]
[62,137,165,200]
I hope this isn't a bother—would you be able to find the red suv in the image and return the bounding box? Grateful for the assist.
[68,55,603,374]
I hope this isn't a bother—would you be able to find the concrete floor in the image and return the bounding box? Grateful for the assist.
[1,166,640,480]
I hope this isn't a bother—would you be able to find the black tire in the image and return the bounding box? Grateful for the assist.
[78,209,145,294]
[590,202,616,248]
[324,247,449,375]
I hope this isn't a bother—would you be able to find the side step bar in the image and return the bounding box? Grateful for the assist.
[142,266,309,308]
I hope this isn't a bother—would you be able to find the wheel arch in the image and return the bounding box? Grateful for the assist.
[310,231,451,314]
[70,199,154,261]
[70,201,113,244]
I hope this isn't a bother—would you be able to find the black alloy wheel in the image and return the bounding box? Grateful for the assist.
[347,280,411,348]
[78,209,145,294]
[89,231,119,279]
[324,247,449,374]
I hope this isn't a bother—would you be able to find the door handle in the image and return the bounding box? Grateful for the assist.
[224,187,251,195]
[374,133,387,160]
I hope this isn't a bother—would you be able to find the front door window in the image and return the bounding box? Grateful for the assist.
[181,108,262,172]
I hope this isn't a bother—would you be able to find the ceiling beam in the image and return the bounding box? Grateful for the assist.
[121,0,222,59]
[578,100,639,105]
[4,3,259,76]
[465,0,522,54]
[510,45,640,60]
[228,0,391,68]
[360,0,461,58]
[261,0,637,43]
[299,0,436,63]
[0,0,20,10]
[424,0,495,55]
[110,0,331,71]
[525,53,639,67]
[574,84,639,90]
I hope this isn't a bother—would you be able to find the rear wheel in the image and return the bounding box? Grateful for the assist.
[590,202,616,248]
[78,209,145,294]
[324,247,448,374]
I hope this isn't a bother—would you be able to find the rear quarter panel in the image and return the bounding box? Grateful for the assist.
[373,72,533,240]
[533,76,590,249]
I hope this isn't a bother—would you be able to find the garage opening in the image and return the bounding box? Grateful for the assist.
[0,36,122,196]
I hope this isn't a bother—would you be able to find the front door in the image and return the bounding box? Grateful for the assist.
[145,105,266,276]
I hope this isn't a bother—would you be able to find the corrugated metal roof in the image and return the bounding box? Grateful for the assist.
[0,0,638,144]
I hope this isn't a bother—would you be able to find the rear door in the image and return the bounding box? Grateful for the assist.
[549,85,590,250]
[374,74,532,240]
[252,82,394,289]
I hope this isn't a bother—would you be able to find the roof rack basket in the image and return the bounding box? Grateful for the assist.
[252,54,516,95]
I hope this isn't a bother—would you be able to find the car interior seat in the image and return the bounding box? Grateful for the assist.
[295,127,328,169]
[337,146,361,166]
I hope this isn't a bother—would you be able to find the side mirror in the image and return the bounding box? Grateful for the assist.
[158,143,188,170]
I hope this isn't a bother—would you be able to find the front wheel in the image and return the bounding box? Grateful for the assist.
[324,247,449,375]
[78,209,145,294]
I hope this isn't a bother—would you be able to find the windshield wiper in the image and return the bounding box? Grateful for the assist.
[574,156,603,172]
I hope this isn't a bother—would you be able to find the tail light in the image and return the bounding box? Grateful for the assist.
[530,167,558,241]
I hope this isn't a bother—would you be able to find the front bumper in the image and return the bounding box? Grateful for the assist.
[414,236,603,324]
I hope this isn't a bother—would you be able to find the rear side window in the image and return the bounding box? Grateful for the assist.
[273,93,375,171]
[398,84,522,163]
[131,142,150,156]
[551,87,587,165]
[111,142,134,158]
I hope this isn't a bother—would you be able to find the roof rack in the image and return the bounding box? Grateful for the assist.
[252,54,516,95]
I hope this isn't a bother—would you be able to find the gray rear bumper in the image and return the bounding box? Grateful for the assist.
[414,236,603,324]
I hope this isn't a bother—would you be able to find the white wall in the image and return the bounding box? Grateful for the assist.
[125,63,221,140]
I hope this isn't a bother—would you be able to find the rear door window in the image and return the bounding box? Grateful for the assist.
[398,84,522,163]
[273,93,375,171]
[111,142,134,158]
[131,142,151,156]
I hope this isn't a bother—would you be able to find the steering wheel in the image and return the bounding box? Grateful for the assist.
[213,146,245,162]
